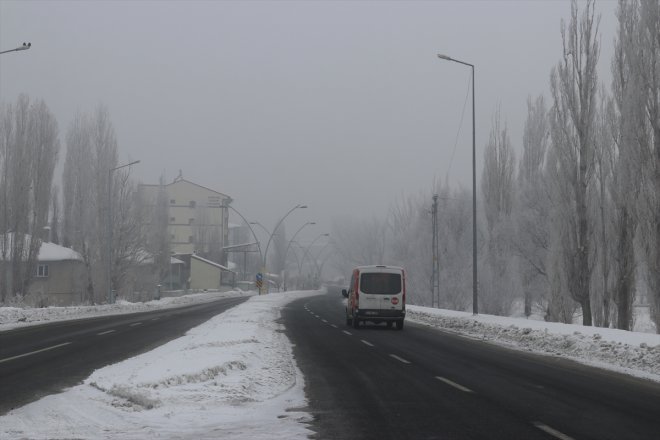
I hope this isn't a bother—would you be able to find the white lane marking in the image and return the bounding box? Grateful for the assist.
[0,342,72,364]
[361,339,374,347]
[97,330,116,336]
[343,330,353,336]
[435,376,473,393]
[532,422,575,440]
[389,354,411,364]
[151,317,160,321]
[331,324,338,328]
[322,319,328,323]
[129,322,142,327]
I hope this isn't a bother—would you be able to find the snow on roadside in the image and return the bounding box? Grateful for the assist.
[407,305,660,381]
[0,290,321,440]
[0,290,253,332]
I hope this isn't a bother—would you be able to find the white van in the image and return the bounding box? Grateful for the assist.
[342,265,406,330]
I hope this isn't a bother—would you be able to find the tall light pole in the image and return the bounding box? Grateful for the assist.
[0,42,31,55]
[107,160,140,304]
[282,221,316,290]
[226,204,263,263]
[301,233,330,288]
[261,204,307,293]
[437,53,478,315]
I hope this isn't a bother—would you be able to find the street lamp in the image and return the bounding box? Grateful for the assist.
[107,159,140,304]
[0,42,31,55]
[226,204,263,263]
[249,221,272,239]
[282,221,316,290]
[262,204,307,293]
[301,233,330,288]
[437,53,478,315]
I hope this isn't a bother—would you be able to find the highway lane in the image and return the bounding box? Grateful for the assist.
[283,292,660,440]
[0,295,249,415]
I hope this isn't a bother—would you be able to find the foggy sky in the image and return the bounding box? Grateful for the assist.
[0,0,617,244]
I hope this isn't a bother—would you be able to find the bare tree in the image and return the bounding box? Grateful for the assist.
[548,0,600,326]
[633,0,660,332]
[481,108,517,315]
[516,95,551,318]
[0,95,59,301]
[63,111,96,302]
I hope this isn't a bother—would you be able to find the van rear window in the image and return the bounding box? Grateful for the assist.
[360,273,401,295]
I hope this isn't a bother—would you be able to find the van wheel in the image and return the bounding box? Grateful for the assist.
[353,315,360,329]
[395,320,404,330]
[346,313,353,326]
[386,321,393,329]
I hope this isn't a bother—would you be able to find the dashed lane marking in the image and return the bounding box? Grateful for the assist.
[343,330,353,336]
[532,422,575,440]
[97,330,116,336]
[435,376,473,393]
[389,354,411,364]
[129,322,142,327]
[331,324,338,328]
[322,319,328,323]
[361,340,374,347]
[0,342,72,364]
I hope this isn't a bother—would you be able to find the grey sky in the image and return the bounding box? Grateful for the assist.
[1,0,617,243]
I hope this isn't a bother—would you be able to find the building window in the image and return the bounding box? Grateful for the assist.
[188,236,194,243]
[170,217,175,223]
[189,218,195,225]
[37,264,49,278]
[189,200,196,208]
[170,199,176,204]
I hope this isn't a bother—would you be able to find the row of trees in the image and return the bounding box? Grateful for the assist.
[330,0,659,333]
[0,96,169,304]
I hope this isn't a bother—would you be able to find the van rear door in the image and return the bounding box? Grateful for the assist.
[359,271,403,312]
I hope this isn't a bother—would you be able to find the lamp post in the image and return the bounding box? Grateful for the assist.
[226,204,263,263]
[282,221,316,290]
[249,221,272,239]
[261,204,307,293]
[437,53,478,315]
[107,160,140,304]
[301,233,330,288]
[0,42,31,55]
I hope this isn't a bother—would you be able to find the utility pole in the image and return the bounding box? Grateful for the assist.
[431,194,440,308]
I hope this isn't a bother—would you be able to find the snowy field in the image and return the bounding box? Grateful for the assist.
[1,290,660,439]
[0,290,320,440]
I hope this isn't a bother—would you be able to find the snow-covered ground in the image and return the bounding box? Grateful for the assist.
[1,291,660,439]
[0,290,320,440]
[408,305,660,381]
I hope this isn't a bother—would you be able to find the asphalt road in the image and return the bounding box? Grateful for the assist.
[0,295,249,415]
[283,292,660,440]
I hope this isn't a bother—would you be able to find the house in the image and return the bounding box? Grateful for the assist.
[124,252,186,301]
[189,254,236,291]
[137,174,232,264]
[0,234,85,306]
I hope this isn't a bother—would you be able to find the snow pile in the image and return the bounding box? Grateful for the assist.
[0,291,320,440]
[0,289,253,331]
[408,305,660,381]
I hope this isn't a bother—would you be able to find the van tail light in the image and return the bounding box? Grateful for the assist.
[391,297,399,305]
[402,270,406,306]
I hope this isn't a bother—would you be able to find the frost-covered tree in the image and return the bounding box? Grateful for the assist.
[548,0,600,325]
[0,95,59,301]
[516,95,551,318]
[633,0,660,332]
[480,108,517,315]
[62,105,120,303]
[62,111,96,302]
